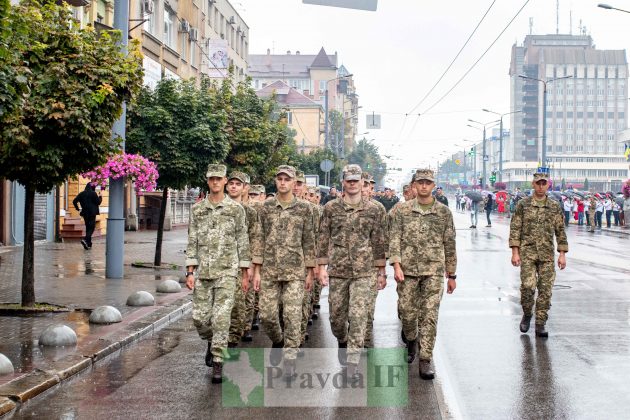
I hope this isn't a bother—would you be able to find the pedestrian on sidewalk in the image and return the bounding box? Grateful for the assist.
[604,196,613,228]
[562,197,572,227]
[251,165,316,379]
[390,168,458,380]
[185,164,250,384]
[484,193,493,227]
[469,198,479,228]
[595,196,604,229]
[435,187,448,207]
[576,198,585,226]
[318,164,386,382]
[509,172,568,338]
[612,200,621,227]
[72,183,102,249]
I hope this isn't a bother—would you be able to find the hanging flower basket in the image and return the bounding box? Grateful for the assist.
[623,179,630,198]
[81,153,159,192]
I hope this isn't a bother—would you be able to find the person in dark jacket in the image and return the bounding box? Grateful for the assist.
[435,187,449,207]
[73,184,102,249]
[484,193,494,227]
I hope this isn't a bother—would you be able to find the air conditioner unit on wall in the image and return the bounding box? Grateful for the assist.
[179,20,190,33]
[189,27,198,42]
[142,0,154,15]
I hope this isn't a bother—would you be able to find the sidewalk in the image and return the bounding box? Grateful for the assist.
[0,228,192,416]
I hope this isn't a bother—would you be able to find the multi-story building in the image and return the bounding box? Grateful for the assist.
[248,48,359,155]
[507,34,628,191]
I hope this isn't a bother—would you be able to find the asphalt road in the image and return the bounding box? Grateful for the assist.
[8,209,630,419]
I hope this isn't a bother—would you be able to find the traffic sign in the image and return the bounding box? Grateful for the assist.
[483,156,489,162]
[455,159,461,165]
[320,159,334,172]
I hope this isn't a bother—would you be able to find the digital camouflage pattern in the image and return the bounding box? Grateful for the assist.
[509,196,568,325]
[251,197,316,281]
[398,275,444,361]
[185,196,250,278]
[412,168,435,182]
[389,198,457,276]
[328,276,372,364]
[587,196,596,232]
[318,198,386,278]
[301,200,321,342]
[364,198,388,346]
[259,277,305,360]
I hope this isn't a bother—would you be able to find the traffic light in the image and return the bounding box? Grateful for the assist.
[490,171,496,186]
[478,177,483,186]
[469,148,475,156]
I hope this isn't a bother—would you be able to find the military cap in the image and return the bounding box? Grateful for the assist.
[206,163,227,178]
[227,171,248,183]
[295,170,306,183]
[276,165,296,178]
[412,168,435,182]
[533,172,549,182]
[243,173,251,184]
[342,164,363,181]
[402,184,410,192]
[251,184,265,194]
[307,186,318,194]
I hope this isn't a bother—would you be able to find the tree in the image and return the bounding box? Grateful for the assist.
[0,0,142,306]
[347,138,387,185]
[292,148,344,188]
[127,77,229,266]
[584,178,590,191]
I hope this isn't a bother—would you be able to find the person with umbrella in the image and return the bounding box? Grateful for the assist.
[483,192,494,227]
[603,194,613,228]
[509,172,568,338]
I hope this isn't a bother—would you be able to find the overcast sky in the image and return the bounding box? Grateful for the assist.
[237,0,630,185]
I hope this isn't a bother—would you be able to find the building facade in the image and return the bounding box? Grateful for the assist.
[508,34,628,191]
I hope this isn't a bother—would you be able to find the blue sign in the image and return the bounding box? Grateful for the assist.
[537,166,549,174]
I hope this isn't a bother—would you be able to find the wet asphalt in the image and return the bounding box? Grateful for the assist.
[6,209,630,419]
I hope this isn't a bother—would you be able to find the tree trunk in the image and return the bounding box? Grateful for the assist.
[21,186,36,307]
[153,187,169,267]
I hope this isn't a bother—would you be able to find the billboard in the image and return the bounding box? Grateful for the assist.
[208,39,229,70]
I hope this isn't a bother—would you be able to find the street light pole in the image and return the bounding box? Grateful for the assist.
[323,74,352,154]
[483,108,522,183]
[468,119,500,188]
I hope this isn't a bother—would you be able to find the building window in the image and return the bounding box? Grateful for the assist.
[287,112,293,125]
[142,0,156,34]
[181,33,187,61]
[190,39,196,67]
[164,8,175,49]
[319,80,326,93]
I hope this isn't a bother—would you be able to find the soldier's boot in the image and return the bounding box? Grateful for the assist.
[519,314,532,333]
[283,359,297,382]
[419,359,435,380]
[535,324,548,338]
[401,330,408,345]
[241,330,253,342]
[407,339,417,364]
[270,341,284,367]
[338,341,348,366]
[314,304,321,309]
[311,308,319,320]
[252,312,260,331]
[304,332,309,341]
[205,342,212,367]
[211,361,223,384]
[307,318,313,326]
[346,363,360,384]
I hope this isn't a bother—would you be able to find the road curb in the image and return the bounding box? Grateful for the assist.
[0,297,192,417]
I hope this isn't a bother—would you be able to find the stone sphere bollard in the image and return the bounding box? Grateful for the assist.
[0,353,14,375]
[39,324,78,347]
[126,291,155,306]
[89,305,123,324]
[156,279,182,293]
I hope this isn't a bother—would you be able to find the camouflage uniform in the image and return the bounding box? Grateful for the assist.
[252,175,316,361]
[509,189,568,326]
[389,191,457,362]
[186,175,250,363]
[228,171,258,345]
[300,196,321,343]
[311,203,324,309]
[319,166,386,365]
[587,197,596,232]
[244,185,265,331]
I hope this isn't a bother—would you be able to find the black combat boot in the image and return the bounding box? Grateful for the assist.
[407,339,417,364]
[535,324,548,338]
[241,330,253,342]
[205,342,212,367]
[211,361,223,384]
[401,330,408,345]
[419,359,435,380]
[338,341,348,366]
[251,312,260,330]
[270,341,284,367]
[520,314,532,333]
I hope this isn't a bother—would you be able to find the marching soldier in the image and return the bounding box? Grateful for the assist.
[319,164,386,379]
[185,164,250,383]
[587,195,596,233]
[509,172,568,338]
[251,165,316,378]
[389,169,457,380]
[307,186,324,320]
[244,184,266,334]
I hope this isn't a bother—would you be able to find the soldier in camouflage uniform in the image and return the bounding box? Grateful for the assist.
[587,195,596,233]
[226,171,258,346]
[185,164,250,384]
[319,165,387,379]
[390,169,457,380]
[509,172,568,338]
[307,186,324,320]
[244,185,266,334]
[251,165,316,379]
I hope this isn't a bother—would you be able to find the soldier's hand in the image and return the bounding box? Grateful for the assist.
[241,274,249,293]
[394,266,404,283]
[377,274,387,290]
[305,272,313,292]
[253,272,261,292]
[447,279,456,294]
[319,269,329,286]
[511,249,521,267]
[185,275,195,290]
[558,252,567,270]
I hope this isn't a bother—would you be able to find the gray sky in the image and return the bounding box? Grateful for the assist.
[237,0,630,185]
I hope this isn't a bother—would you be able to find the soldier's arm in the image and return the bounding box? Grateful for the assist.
[388,207,403,265]
[443,210,457,275]
[509,201,524,249]
[251,209,264,266]
[234,205,251,270]
[317,205,331,266]
[302,205,316,269]
[554,204,569,253]
[371,207,387,267]
[185,208,199,269]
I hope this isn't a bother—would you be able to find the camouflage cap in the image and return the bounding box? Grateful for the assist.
[402,184,410,192]
[295,170,306,183]
[307,186,319,194]
[412,168,435,183]
[533,172,549,182]
[343,164,362,181]
[251,184,266,194]
[275,165,296,178]
[206,163,227,178]
[227,171,248,183]
[243,173,251,184]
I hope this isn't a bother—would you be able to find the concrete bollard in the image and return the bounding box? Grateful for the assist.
[39,324,78,347]
[156,279,182,293]
[0,353,14,375]
[89,305,123,324]
[126,291,155,306]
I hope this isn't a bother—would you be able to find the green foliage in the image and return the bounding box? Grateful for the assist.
[584,178,589,191]
[0,0,143,193]
[292,148,344,188]
[347,138,387,185]
[127,78,229,190]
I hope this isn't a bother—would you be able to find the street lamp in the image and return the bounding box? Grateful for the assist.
[518,74,572,169]
[324,73,353,154]
[468,119,500,188]
[598,3,630,13]
[482,108,522,183]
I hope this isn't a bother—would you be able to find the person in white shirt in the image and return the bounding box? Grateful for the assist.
[563,198,573,226]
[603,197,613,228]
[612,201,621,226]
[584,198,591,228]
[595,198,604,229]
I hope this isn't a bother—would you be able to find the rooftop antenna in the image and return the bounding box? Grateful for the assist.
[529,17,533,35]
[556,0,560,34]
